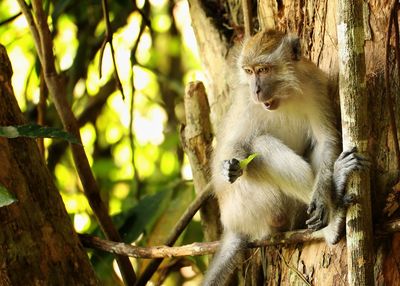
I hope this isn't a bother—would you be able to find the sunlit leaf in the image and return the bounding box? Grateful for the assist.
[0,184,17,207]
[239,153,258,169]
[0,124,80,144]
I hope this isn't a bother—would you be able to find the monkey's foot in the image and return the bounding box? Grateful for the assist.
[306,197,329,231]
[333,147,371,197]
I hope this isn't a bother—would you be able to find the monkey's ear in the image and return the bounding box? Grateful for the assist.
[286,36,301,61]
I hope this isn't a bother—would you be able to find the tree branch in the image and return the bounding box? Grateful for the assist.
[337,0,374,285]
[81,219,400,259]
[99,0,125,100]
[0,12,22,26]
[134,182,213,285]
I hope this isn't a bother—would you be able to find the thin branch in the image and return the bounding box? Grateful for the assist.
[15,0,43,62]
[0,12,22,26]
[131,0,151,28]
[100,0,125,100]
[135,183,213,286]
[129,15,147,200]
[81,219,400,259]
[80,234,220,258]
[37,71,47,157]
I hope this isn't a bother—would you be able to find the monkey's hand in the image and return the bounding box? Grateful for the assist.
[306,193,330,231]
[221,159,243,183]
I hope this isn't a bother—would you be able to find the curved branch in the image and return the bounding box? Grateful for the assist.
[100,0,125,99]
[80,219,400,259]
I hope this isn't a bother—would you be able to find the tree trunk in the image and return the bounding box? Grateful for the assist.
[0,46,98,285]
[189,0,400,285]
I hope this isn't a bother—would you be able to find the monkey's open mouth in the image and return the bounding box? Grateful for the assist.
[263,99,279,110]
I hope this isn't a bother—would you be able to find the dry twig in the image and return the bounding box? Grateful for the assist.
[99,0,125,99]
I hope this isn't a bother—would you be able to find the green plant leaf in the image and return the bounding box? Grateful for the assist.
[239,153,258,169]
[0,184,17,207]
[0,124,80,144]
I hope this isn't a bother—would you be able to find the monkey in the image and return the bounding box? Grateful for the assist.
[202,30,369,285]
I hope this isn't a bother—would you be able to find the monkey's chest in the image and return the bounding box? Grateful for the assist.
[265,117,311,155]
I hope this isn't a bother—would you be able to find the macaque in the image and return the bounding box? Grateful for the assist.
[203,30,368,285]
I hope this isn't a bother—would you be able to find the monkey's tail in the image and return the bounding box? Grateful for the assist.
[202,232,246,286]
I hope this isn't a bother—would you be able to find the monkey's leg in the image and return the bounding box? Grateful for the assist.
[203,232,246,286]
[250,135,314,203]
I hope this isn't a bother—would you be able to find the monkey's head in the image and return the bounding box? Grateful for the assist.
[238,30,302,111]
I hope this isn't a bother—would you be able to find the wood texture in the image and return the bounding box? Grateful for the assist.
[0,45,98,285]
[337,1,375,285]
[181,81,222,241]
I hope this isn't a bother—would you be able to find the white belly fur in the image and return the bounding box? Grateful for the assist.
[217,176,290,239]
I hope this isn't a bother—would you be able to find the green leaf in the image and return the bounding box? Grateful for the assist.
[239,153,258,169]
[0,184,17,207]
[0,124,80,144]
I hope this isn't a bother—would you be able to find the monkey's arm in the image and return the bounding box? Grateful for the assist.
[305,107,340,230]
[306,139,338,230]
[247,134,315,203]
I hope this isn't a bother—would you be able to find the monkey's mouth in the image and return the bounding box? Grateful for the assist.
[263,99,279,110]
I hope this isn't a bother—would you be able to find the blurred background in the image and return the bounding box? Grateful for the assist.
[0,0,207,284]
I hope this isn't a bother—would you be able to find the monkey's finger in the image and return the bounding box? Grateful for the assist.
[338,147,357,160]
[306,210,322,226]
[229,171,243,182]
[307,220,325,231]
[342,193,357,207]
[307,202,316,215]
[306,209,328,230]
[354,154,371,167]
[306,204,326,224]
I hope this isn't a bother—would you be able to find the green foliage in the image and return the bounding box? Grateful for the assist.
[0,184,17,207]
[0,124,80,144]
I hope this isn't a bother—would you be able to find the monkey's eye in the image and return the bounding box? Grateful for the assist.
[258,66,271,74]
[243,68,253,74]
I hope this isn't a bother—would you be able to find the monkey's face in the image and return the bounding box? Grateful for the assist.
[238,30,302,111]
[241,64,281,110]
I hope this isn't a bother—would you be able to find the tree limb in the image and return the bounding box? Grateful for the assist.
[99,0,125,99]
[81,219,400,259]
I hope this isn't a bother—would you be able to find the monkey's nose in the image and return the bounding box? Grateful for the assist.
[255,88,262,100]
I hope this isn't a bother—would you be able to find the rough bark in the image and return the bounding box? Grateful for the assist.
[188,0,232,127]
[181,81,222,242]
[189,0,400,285]
[337,0,374,285]
[0,46,98,285]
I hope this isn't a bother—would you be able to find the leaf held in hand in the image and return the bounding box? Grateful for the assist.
[239,153,258,169]
[0,184,17,207]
